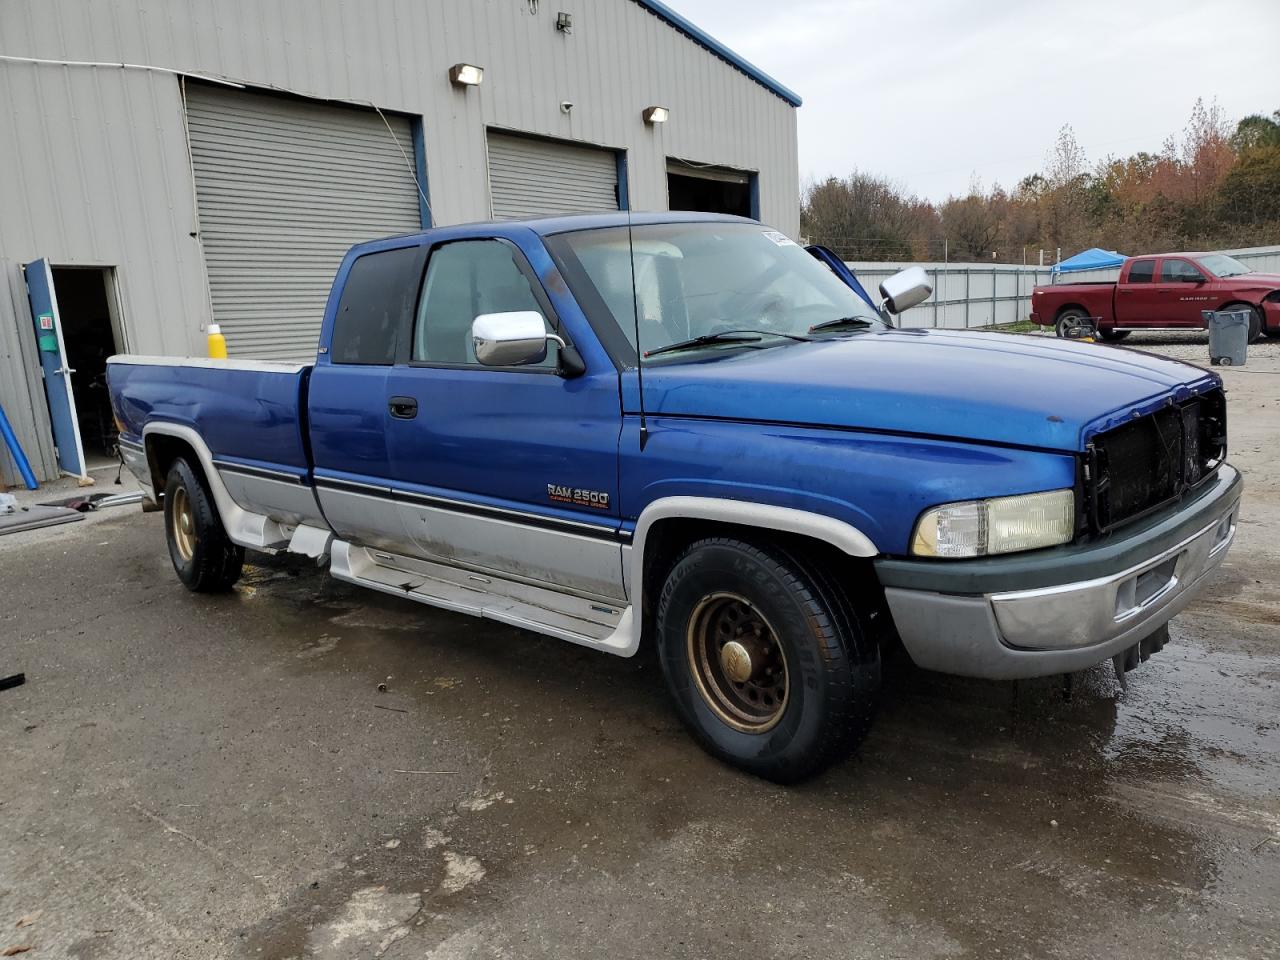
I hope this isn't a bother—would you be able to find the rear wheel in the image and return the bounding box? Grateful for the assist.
[654,537,880,783]
[1222,303,1263,343]
[1054,307,1090,338]
[164,456,244,592]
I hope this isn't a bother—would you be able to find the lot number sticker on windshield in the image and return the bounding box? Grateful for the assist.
[762,230,797,247]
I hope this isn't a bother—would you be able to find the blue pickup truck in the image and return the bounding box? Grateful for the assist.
[107,213,1241,782]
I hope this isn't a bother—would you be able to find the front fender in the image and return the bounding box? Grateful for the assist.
[619,417,1077,556]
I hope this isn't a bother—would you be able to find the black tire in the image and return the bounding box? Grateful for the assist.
[1222,303,1263,343]
[164,456,244,592]
[654,537,880,783]
[1054,307,1089,338]
[1097,328,1130,342]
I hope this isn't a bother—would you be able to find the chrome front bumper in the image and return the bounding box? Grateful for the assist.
[881,466,1241,679]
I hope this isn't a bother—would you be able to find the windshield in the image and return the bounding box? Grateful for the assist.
[1197,254,1253,278]
[548,222,884,364]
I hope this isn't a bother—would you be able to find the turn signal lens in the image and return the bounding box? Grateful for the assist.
[911,489,1074,558]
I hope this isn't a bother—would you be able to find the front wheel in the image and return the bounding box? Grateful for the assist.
[1097,328,1130,342]
[655,538,880,783]
[164,456,244,592]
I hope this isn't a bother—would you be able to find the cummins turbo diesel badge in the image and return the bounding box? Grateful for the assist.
[547,484,610,510]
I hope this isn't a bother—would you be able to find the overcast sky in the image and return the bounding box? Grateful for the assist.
[672,0,1280,201]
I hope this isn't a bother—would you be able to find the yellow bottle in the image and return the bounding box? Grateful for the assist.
[207,323,228,359]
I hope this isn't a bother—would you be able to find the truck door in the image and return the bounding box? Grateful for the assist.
[384,237,626,602]
[1153,257,1212,325]
[1115,257,1157,326]
[309,243,428,553]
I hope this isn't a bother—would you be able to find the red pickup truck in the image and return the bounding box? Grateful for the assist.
[1031,252,1280,342]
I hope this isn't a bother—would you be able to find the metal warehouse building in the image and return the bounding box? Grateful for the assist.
[0,0,801,485]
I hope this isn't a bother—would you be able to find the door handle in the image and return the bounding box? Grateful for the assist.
[389,396,418,420]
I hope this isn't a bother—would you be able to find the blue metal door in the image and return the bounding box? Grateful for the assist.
[24,259,87,480]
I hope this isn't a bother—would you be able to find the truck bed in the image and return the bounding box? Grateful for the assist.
[107,356,313,475]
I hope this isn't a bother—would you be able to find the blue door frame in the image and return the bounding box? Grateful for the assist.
[24,258,88,480]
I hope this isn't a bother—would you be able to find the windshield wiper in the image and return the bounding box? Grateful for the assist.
[808,315,877,333]
[643,329,810,359]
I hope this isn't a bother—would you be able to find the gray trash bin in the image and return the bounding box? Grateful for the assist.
[1203,309,1249,366]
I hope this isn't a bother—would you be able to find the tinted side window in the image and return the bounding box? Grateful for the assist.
[331,247,426,365]
[1127,260,1155,283]
[412,239,555,367]
[1159,258,1203,283]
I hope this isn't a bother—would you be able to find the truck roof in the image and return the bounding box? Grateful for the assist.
[1128,252,1213,260]
[357,211,760,252]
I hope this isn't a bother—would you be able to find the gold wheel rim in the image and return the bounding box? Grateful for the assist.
[171,485,196,562]
[686,592,789,734]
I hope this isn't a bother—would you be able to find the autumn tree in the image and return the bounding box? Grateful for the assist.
[803,102,1276,263]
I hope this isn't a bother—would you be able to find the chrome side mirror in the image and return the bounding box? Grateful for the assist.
[879,266,932,315]
[472,311,564,367]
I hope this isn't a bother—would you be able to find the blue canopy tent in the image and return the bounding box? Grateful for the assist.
[1051,247,1127,275]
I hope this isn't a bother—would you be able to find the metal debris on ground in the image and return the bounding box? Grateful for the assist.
[0,505,84,537]
[0,674,26,692]
[38,491,144,512]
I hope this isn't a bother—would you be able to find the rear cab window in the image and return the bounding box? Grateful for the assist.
[330,246,427,364]
[1126,260,1155,283]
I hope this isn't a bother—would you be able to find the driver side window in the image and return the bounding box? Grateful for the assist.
[1159,258,1204,283]
[412,239,556,367]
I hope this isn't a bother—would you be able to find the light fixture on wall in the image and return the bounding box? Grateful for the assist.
[449,63,484,87]
[556,12,573,33]
[642,105,669,125]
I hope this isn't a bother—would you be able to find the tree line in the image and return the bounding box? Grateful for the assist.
[801,100,1280,264]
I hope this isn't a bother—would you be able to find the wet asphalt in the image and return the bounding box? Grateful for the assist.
[1,333,1278,959]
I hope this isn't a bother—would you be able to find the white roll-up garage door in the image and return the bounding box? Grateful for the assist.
[185,84,423,360]
[487,131,619,220]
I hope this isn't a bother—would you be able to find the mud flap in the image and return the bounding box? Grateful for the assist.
[1112,623,1170,689]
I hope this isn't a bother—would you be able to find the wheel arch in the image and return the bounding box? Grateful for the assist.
[1055,303,1089,321]
[623,497,880,655]
[142,422,288,551]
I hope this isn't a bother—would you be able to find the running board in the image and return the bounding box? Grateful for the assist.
[328,541,639,656]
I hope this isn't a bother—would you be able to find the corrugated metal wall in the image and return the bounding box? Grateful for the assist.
[0,0,800,484]
[0,57,208,485]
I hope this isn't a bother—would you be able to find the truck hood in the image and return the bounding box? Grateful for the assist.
[1232,272,1280,289]
[635,329,1220,452]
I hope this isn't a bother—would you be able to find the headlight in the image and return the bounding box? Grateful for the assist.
[911,489,1074,558]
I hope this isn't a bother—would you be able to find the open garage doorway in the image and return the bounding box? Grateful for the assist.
[667,159,756,219]
[49,267,125,468]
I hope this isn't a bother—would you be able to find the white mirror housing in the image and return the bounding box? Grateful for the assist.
[879,266,932,315]
[472,311,563,367]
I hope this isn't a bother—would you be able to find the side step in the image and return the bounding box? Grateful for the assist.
[328,541,638,656]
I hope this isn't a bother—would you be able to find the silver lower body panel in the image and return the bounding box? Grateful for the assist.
[885,500,1240,679]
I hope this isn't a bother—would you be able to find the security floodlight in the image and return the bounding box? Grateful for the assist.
[449,63,484,87]
[643,105,669,124]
